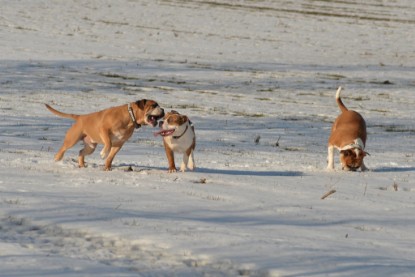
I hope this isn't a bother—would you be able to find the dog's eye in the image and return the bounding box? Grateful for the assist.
[151,103,159,109]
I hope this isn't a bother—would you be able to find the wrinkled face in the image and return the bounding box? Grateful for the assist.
[340,148,366,171]
[157,111,188,137]
[137,99,165,127]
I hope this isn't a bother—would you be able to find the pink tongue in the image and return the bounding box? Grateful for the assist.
[153,129,174,137]
[153,130,163,137]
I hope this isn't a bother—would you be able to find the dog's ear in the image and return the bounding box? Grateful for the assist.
[170,110,179,114]
[136,99,147,110]
[180,115,189,124]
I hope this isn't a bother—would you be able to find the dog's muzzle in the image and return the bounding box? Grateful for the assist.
[148,107,165,127]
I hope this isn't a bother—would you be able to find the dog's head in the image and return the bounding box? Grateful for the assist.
[136,99,164,127]
[154,110,189,137]
[340,148,367,171]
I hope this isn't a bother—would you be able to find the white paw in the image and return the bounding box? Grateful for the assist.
[326,165,335,171]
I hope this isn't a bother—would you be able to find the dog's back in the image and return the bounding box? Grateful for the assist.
[330,87,367,147]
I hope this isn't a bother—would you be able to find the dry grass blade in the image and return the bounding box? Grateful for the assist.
[321,189,336,200]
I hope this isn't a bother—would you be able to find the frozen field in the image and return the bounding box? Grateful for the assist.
[1,0,415,276]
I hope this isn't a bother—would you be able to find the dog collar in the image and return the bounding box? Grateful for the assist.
[340,138,364,151]
[173,124,188,139]
[128,103,141,129]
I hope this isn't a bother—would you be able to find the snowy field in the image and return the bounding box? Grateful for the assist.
[1,0,415,276]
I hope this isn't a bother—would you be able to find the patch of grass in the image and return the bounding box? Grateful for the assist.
[317,73,346,80]
[198,90,218,95]
[284,147,303,152]
[384,126,415,133]
[370,108,389,113]
[255,97,271,101]
[345,96,370,101]
[257,88,274,92]
[370,80,394,85]
[233,111,265,117]
[99,73,136,80]
[377,93,390,98]
[4,199,21,205]
[173,104,201,110]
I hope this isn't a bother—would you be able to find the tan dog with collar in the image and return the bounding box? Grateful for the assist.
[327,87,369,171]
[154,110,196,173]
[45,99,164,171]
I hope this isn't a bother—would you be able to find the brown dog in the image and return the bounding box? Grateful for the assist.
[45,99,164,171]
[327,87,368,171]
[154,110,195,173]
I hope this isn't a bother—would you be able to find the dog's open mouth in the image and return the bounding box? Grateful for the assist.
[153,128,176,137]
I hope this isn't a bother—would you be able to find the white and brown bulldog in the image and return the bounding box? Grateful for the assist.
[327,87,369,171]
[154,110,196,173]
[45,99,164,171]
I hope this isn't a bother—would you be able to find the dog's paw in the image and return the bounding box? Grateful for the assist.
[168,168,177,173]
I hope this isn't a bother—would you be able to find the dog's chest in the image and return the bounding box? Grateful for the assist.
[164,132,193,153]
[111,129,133,143]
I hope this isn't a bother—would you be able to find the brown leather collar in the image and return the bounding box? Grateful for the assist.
[128,103,141,129]
[173,124,188,139]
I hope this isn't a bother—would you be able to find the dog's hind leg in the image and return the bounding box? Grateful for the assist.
[181,148,194,172]
[55,124,83,162]
[188,150,195,170]
[78,137,97,168]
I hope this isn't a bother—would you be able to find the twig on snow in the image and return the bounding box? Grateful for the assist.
[321,189,336,200]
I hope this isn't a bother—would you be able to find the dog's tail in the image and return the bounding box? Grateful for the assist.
[45,104,79,120]
[335,86,348,113]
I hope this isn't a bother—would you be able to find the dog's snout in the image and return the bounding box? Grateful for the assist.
[158,120,164,128]
[160,108,165,118]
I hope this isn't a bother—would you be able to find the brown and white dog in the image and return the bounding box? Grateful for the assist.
[45,99,164,171]
[154,110,196,173]
[327,87,369,171]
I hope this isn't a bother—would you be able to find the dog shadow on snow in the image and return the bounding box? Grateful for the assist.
[371,166,415,173]
[117,164,303,177]
[180,167,302,177]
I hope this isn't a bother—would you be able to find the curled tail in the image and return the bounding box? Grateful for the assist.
[335,86,348,113]
[45,104,79,120]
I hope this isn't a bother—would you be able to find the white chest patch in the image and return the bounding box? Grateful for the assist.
[164,125,194,153]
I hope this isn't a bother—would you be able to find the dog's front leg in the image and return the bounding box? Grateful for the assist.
[188,150,195,171]
[104,146,122,171]
[327,145,335,170]
[181,148,195,172]
[163,141,176,173]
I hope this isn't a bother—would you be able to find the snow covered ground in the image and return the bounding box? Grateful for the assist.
[1,0,415,276]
